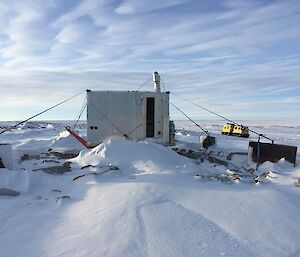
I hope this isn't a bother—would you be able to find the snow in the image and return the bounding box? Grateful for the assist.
[0,120,299,257]
[72,139,194,173]
[51,130,86,153]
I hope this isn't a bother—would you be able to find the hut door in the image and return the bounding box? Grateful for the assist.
[146,97,155,137]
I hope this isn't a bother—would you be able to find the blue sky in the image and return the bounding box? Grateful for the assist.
[0,0,299,121]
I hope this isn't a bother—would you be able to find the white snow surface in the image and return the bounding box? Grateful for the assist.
[0,120,299,257]
[72,139,193,174]
[51,130,86,153]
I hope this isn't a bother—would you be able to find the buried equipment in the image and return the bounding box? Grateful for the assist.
[200,135,216,149]
[249,140,297,167]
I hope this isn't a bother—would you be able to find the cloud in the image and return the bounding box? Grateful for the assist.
[115,0,188,14]
[0,0,299,120]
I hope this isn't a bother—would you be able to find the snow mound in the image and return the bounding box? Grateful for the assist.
[51,130,85,152]
[46,123,54,129]
[72,139,194,174]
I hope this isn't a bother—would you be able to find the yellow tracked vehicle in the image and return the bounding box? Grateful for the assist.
[221,123,234,135]
[221,123,249,138]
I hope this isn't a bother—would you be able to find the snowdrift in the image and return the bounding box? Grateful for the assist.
[71,139,195,174]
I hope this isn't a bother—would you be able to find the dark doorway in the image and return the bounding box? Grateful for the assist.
[146,97,155,137]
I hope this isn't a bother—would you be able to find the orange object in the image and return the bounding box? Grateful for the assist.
[65,127,92,149]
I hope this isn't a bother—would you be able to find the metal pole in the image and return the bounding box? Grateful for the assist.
[256,135,261,170]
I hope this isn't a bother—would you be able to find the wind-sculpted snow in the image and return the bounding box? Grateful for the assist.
[141,202,257,257]
[0,121,299,257]
[72,139,196,174]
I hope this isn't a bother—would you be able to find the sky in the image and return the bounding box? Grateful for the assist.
[0,0,299,121]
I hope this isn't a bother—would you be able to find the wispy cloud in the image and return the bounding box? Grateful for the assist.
[0,0,299,120]
[115,0,189,14]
